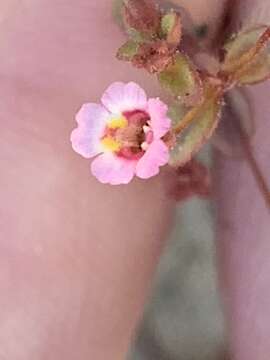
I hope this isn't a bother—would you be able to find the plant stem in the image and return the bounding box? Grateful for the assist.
[173,85,222,136]
[173,105,200,135]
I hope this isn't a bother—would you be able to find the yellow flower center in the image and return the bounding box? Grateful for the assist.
[108,115,128,129]
[101,137,122,152]
[100,115,129,152]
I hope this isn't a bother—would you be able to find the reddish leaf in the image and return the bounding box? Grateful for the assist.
[131,40,173,73]
[123,0,161,35]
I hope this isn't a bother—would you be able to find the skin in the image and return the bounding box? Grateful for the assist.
[216,1,270,359]
[0,0,269,359]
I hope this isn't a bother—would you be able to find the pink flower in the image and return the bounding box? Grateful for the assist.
[71,82,171,185]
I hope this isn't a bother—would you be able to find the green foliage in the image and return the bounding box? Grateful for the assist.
[114,0,270,175]
[126,28,153,42]
[169,86,222,167]
[222,26,270,85]
[117,40,140,61]
[161,13,177,37]
[161,11,182,46]
[167,102,189,127]
[158,54,202,105]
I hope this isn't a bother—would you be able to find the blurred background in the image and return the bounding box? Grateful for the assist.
[130,151,228,360]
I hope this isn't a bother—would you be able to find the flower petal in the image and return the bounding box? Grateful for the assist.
[71,103,108,158]
[136,140,169,179]
[101,82,147,114]
[91,153,137,185]
[147,98,171,139]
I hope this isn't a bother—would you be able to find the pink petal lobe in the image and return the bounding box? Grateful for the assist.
[147,98,171,139]
[71,103,108,158]
[101,82,147,114]
[136,140,169,179]
[91,153,137,185]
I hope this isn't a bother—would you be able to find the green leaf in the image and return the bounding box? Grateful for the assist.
[158,54,202,106]
[169,87,222,167]
[161,11,182,46]
[222,25,270,85]
[223,26,267,66]
[117,40,140,61]
[168,102,189,127]
[126,28,151,42]
[161,13,176,36]
[238,51,270,85]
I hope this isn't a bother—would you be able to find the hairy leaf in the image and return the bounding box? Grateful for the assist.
[238,50,270,85]
[117,40,140,61]
[161,11,182,46]
[169,86,222,167]
[126,28,152,42]
[167,101,189,127]
[158,54,203,106]
[132,40,173,73]
[123,0,161,35]
[222,25,270,85]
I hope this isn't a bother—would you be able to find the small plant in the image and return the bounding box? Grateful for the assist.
[115,0,270,204]
[71,0,270,205]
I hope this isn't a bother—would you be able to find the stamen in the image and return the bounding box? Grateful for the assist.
[143,125,151,133]
[141,141,149,151]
